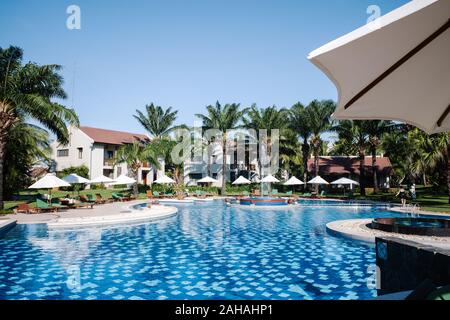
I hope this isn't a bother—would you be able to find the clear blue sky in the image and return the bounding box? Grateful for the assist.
[1,0,409,133]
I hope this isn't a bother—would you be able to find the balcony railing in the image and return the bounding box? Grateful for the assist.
[103,159,114,166]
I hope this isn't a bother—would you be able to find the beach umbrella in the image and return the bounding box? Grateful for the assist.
[111,175,137,185]
[29,173,71,202]
[308,0,450,134]
[232,176,251,185]
[197,176,219,184]
[90,175,115,184]
[331,177,359,196]
[154,175,176,184]
[284,176,304,186]
[284,176,305,194]
[62,173,91,197]
[307,176,329,185]
[260,175,280,183]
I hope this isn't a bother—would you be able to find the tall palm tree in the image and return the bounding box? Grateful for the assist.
[306,100,335,191]
[364,120,393,193]
[134,103,180,139]
[0,46,79,210]
[242,104,288,183]
[115,142,160,197]
[289,102,312,186]
[195,101,248,195]
[333,120,370,196]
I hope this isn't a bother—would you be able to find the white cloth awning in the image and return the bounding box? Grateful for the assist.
[111,175,136,185]
[284,176,304,186]
[62,173,91,184]
[232,176,251,185]
[261,175,280,183]
[331,177,359,186]
[29,173,71,189]
[307,176,329,185]
[308,0,450,134]
[197,176,219,183]
[90,175,115,184]
[154,175,176,184]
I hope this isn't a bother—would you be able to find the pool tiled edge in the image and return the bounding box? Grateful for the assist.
[0,219,17,237]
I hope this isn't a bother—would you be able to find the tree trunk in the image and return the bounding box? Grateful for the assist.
[132,169,139,198]
[372,148,378,194]
[423,172,428,187]
[221,137,227,195]
[302,138,309,191]
[314,153,319,193]
[359,149,366,197]
[0,136,5,211]
[445,145,450,204]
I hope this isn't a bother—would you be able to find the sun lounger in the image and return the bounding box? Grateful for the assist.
[286,191,293,196]
[112,192,130,201]
[152,191,160,198]
[35,199,58,213]
[242,191,250,197]
[271,189,279,196]
[15,203,36,214]
[79,195,95,204]
[96,193,113,204]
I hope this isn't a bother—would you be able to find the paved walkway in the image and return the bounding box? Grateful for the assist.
[6,200,168,225]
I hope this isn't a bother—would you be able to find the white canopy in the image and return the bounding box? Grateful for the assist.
[197,176,219,184]
[232,176,251,185]
[307,176,329,185]
[308,0,450,134]
[29,173,71,189]
[261,175,280,183]
[62,173,90,184]
[284,176,305,186]
[111,174,137,185]
[331,177,359,186]
[90,175,115,184]
[154,175,176,184]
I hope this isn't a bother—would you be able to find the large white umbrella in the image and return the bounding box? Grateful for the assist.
[29,173,71,201]
[111,174,137,185]
[90,175,115,184]
[62,173,90,184]
[284,176,304,186]
[154,175,175,184]
[232,176,251,185]
[62,173,91,196]
[308,0,450,134]
[260,175,280,183]
[307,176,329,185]
[197,176,219,184]
[331,177,359,186]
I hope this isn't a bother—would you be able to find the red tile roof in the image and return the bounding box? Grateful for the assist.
[307,156,392,176]
[80,126,150,145]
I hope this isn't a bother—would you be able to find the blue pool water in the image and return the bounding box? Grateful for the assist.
[0,202,417,300]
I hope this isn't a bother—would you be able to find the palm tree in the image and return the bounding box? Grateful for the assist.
[134,103,180,139]
[364,120,393,193]
[195,101,248,195]
[115,142,160,197]
[306,100,335,192]
[289,102,312,186]
[0,46,79,210]
[333,120,370,196]
[242,104,288,184]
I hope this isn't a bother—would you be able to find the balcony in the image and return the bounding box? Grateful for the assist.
[103,159,114,167]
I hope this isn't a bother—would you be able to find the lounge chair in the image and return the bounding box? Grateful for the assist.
[79,195,95,204]
[95,193,112,204]
[272,189,279,196]
[195,190,206,198]
[302,192,312,198]
[35,199,58,213]
[164,192,174,198]
[152,191,160,198]
[86,194,97,203]
[286,191,293,196]
[15,203,36,214]
[112,192,130,201]
[242,191,250,197]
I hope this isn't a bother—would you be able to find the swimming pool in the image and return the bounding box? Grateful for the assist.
[0,202,422,300]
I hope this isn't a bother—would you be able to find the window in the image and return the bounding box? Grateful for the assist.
[106,150,114,159]
[57,149,69,157]
[77,147,83,159]
[189,173,203,180]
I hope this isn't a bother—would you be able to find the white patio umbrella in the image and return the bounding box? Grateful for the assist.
[90,175,115,184]
[284,176,305,194]
[331,177,359,196]
[111,174,137,185]
[62,173,91,197]
[232,176,251,185]
[307,176,329,185]
[308,0,450,134]
[154,175,176,184]
[29,173,71,202]
[197,176,219,184]
[260,175,280,183]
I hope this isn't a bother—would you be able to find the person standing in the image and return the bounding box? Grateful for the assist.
[396,187,407,207]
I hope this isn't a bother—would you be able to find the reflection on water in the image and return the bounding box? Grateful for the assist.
[0,202,409,300]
